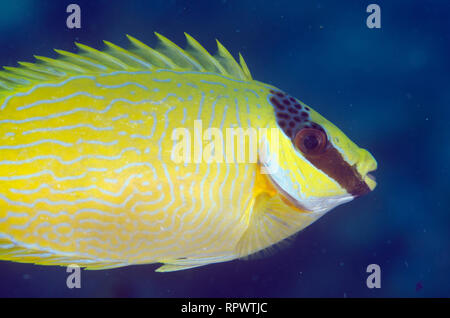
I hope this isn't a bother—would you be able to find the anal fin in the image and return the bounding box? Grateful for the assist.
[155,263,207,272]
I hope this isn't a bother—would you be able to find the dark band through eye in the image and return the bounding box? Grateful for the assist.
[292,126,372,197]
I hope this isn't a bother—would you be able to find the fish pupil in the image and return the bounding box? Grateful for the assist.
[303,134,319,150]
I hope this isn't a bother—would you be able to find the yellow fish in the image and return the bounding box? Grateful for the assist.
[0,33,377,272]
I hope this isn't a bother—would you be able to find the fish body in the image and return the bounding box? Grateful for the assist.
[0,34,377,271]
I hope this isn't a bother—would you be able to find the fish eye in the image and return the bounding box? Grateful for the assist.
[294,127,327,156]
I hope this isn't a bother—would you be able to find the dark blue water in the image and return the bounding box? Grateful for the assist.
[0,0,448,297]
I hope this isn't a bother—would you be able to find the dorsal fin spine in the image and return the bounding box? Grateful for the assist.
[0,71,31,84]
[3,66,51,81]
[34,55,86,73]
[102,40,153,69]
[74,42,129,70]
[126,34,178,69]
[184,32,228,75]
[239,53,252,80]
[215,39,246,80]
[0,80,14,90]
[54,49,109,71]
[154,32,204,71]
[17,61,66,77]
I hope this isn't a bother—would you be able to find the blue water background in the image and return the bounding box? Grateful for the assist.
[0,0,448,297]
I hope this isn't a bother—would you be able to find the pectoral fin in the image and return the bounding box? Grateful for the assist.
[235,191,317,259]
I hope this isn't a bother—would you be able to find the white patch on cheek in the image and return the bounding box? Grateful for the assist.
[299,195,354,215]
[262,156,353,215]
[259,130,353,215]
[272,170,354,215]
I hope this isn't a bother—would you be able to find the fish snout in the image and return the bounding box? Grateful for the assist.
[358,149,378,191]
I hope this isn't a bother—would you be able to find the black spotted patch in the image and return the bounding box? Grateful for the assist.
[269,90,322,140]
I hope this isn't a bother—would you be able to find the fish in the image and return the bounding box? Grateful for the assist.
[0,32,377,272]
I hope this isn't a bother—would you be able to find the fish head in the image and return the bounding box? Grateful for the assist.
[260,89,377,214]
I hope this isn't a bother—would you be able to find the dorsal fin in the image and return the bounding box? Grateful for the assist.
[0,33,254,101]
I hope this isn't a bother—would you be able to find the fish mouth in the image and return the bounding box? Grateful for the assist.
[363,170,377,192]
